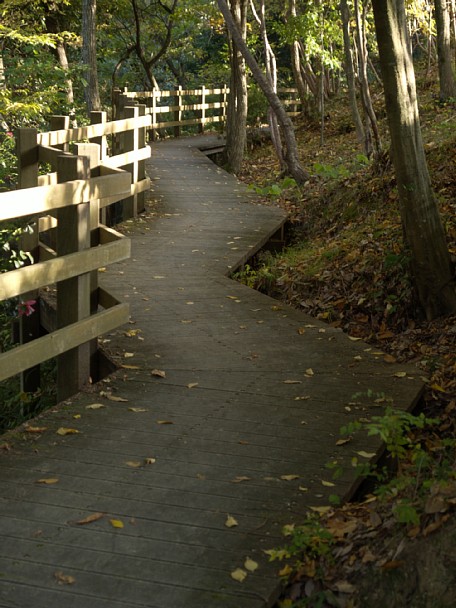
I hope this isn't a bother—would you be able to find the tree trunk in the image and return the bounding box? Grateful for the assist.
[354,0,382,156]
[434,0,456,100]
[82,0,101,113]
[340,0,365,145]
[372,0,456,319]
[217,0,309,183]
[286,0,308,109]
[223,0,248,175]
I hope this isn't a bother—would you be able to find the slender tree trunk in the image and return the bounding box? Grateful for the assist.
[434,0,456,99]
[354,0,381,156]
[223,0,248,175]
[218,0,309,183]
[372,0,456,319]
[287,0,308,107]
[82,0,101,113]
[340,0,365,145]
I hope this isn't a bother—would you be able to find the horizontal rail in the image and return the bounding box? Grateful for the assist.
[0,302,129,382]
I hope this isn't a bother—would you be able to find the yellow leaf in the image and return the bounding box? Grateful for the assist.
[151,369,166,378]
[123,352,135,358]
[121,364,140,370]
[109,519,124,529]
[356,451,376,458]
[294,395,310,401]
[226,295,238,300]
[73,512,105,525]
[225,515,238,528]
[309,506,332,515]
[85,403,106,410]
[299,486,309,492]
[156,420,174,425]
[231,476,251,483]
[125,460,142,468]
[54,571,75,585]
[305,368,314,376]
[244,558,258,572]
[430,384,446,393]
[36,478,59,485]
[230,568,247,582]
[394,371,407,378]
[56,428,80,436]
[336,438,351,446]
[278,564,293,577]
[73,414,81,419]
[145,457,156,465]
[283,380,302,384]
[187,383,199,389]
[124,329,141,337]
[128,407,147,413]
[280,474,299,481]
[321,480,336,487]
[282,523,295,536]
[348,336,362,341]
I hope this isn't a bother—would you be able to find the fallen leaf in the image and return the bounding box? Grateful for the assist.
[73,414,81,420]
[125,460,142,468]
[187,383,199,389]
[381,560,404,570]
[281,474,300,481]
[295,396,310,401]
[356,451,376,458]
[151,369,166,378]
[309,506,332,515]
[225,515,238,528]
[383,354,396,363]
[123,352,135,358]
[305,368,314,376]
[231,476,251,483]
[121,364,140,370]
[85,403,106,410]
[283,380,302,385]
[278,564,293,577]
[128,407,147,413]
[299,486,309,492]
[25,426,47,433]
[105,394,128,402]
[36,478,59,485]
[230,568,247,582]
[321,480,336,487]
[156,420,174,425]
[394,372,407,378]
[124,329,141,337]
[333,581,355,594]
[54,571,75,585]
[145,457,156,465]
[297,327,306,335]
[56,428,80,436]
[336,438,351,446]
[244,558,258,572]
[73,512,105,525]
[109,519,124,529]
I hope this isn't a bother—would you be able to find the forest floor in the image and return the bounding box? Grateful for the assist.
[237,72,456,608]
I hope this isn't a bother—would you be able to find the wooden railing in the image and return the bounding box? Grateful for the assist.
[0,106,151,402]
[116,85,302,139]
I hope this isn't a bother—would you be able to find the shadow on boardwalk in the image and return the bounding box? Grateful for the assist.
[0,135,423,608]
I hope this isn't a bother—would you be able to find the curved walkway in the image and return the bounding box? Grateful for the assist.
[0,136,423,608]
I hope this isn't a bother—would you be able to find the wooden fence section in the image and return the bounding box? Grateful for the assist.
[0,108,152,402]
[116,85,302,139]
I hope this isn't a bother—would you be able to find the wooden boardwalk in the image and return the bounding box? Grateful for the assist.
[0,135,423,608]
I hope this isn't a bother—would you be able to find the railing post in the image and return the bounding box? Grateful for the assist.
[49,116,70,152]
[122,105,139,220]
[90,111,108,224]
[16,128,41,397]
[137,104,146,214]
[56,154,91,401]
[198,86,206,134]
[174,86,182,138]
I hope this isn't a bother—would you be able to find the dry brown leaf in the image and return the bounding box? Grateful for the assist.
[187,383,199,389]
[305,368,314,376]
[121,364,140,370]
[128,407,147,413]
[283,380,302,385]
[151,369,166,378]
[225,515,238,528]
[85,403,106,410]
[56,428,80,436]
[333,580,355,594]
[54,571,75,585]
[105,394,128,402]
[297,327,306,335]
[281,474,299,481]
[36,478,59,485]
[73,512,105,525]
[156,420,174,425]
[125,460,142,468]
[25,426,47,433]
[231,476,251,483]
[145,457,156,465]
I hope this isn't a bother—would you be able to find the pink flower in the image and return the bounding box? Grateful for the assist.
[6,132,13,138]
[17,299,36,317]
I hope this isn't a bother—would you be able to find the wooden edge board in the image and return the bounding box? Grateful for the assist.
[0,303,129,382]
[102,146,151,170]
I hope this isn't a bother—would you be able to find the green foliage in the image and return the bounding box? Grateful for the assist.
[313,161,349,180]
[248,176,299,198]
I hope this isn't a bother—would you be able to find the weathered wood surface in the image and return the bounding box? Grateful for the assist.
[0,135,423,607]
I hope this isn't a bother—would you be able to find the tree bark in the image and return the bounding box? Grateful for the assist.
[434,0,456,100]
[372,0,456,319]
[223,0,249,175]
[82,0,101,113]
[340,0,365,145]
[286,0,309,109]
[217,0,309,183]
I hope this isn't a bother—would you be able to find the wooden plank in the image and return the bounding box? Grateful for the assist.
[0,304,129,382]
[0,173,131,221]
[102,145,151,170]
[37,115,152,147]
[0,237,130,300]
